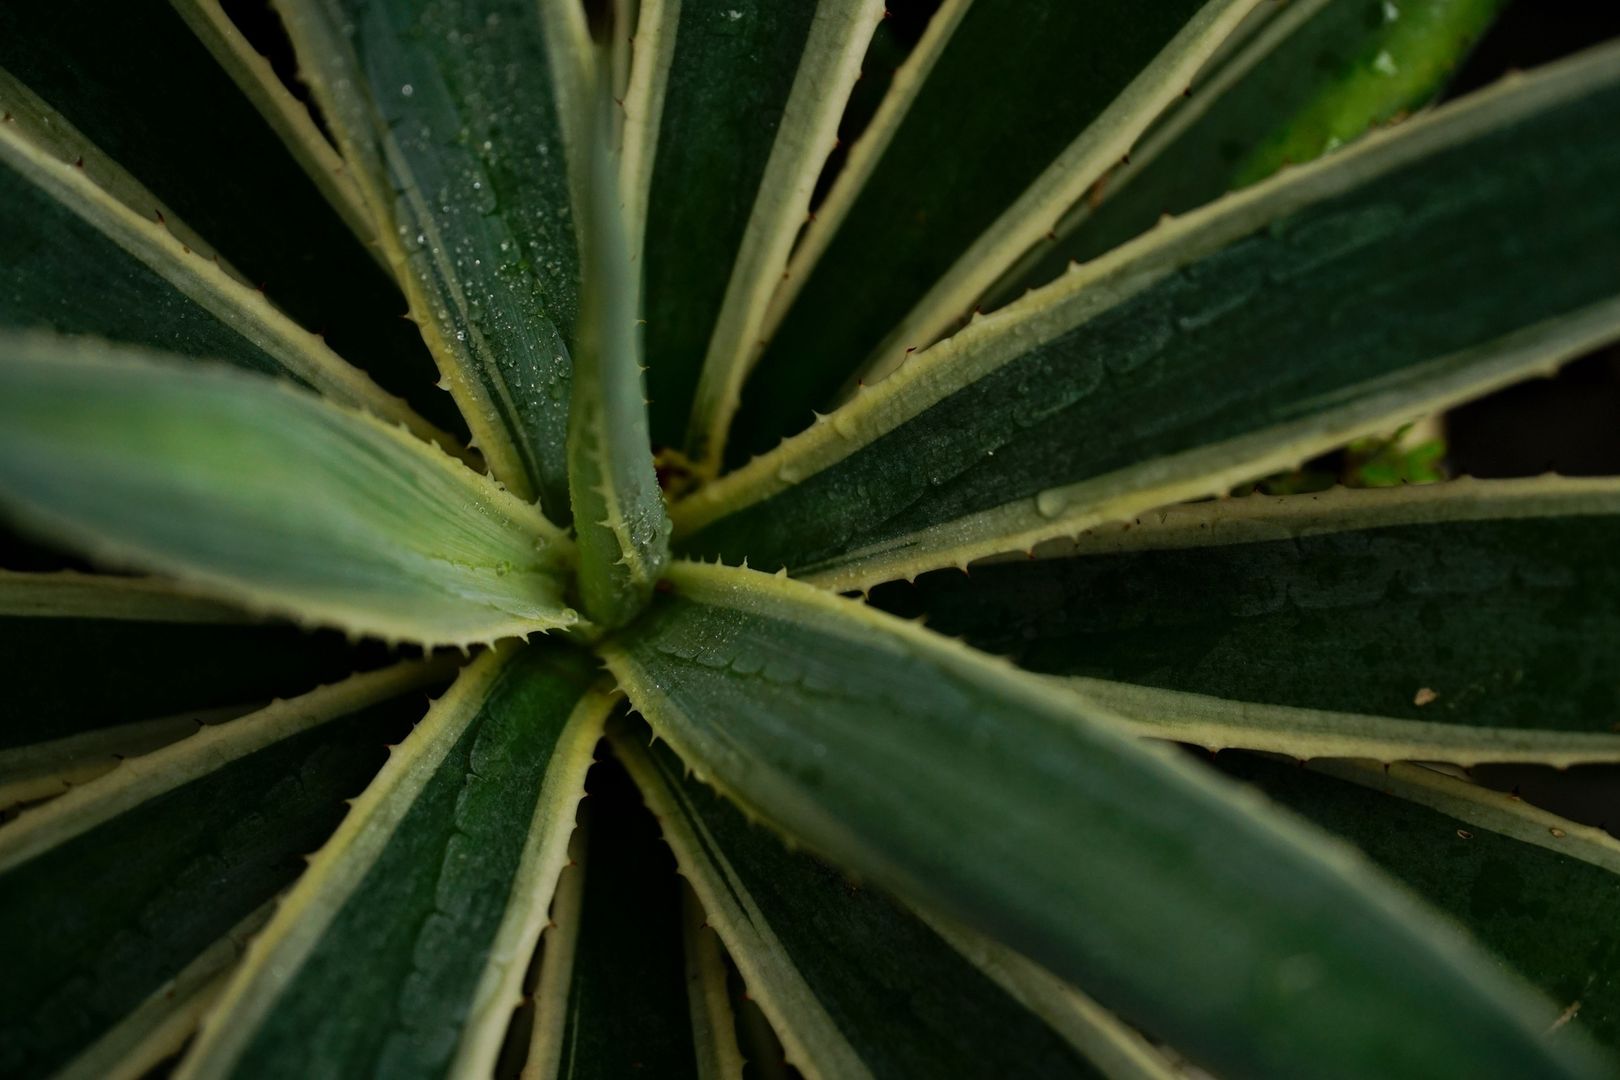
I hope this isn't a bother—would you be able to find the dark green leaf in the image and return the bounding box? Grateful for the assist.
[674,47,1620,590]
[728,0,1248,463]
[618,729,1176,1080]
[637,0,882,468]
[869,479,1620,763]
[640,0,820,449]
[179,645,608,1079]
[0,94,449,444]
[0,662,446,1080]
[1218,755,1620,1059]
[0,0,463,435]
[600,561,1601,1080]
[278,0,593,514]
[0,137,274,379]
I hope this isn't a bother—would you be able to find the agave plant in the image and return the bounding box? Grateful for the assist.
[3,0,1620,1076]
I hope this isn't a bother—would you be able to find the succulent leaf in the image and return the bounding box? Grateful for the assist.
[275,0,595,514]
[566,61,671,630]
[600,560,1603,1079]
[3,0,1619,1074]
[730,0,1260,464]
[636,0,883,465]
[0,0,460,435]
[616,730,1178,1080]
[674,44,1620,590]
[0,661,448,1079]
[0,335,581,646]
[1220,755,1620,1055]
[870,478,1620,764]
[177,645,609,1080]
[0,83,458,451]
[525,750,716,1080]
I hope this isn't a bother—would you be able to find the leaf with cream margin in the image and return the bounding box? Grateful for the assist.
[0,80,457,450]
[870,478,1620,765]
[176,644,610,1080]
[727,0,1259,463]
[1216,754,1620,1060]
[0,660,451,1080]
[566,73,670,630]
[637,0,883,466]
[0,0,460,434]
[275,0,595,515]
[674,44,1620,591]
[598,559,1604,1080]
[615,728,1180,1080]
[0,334,579,646]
